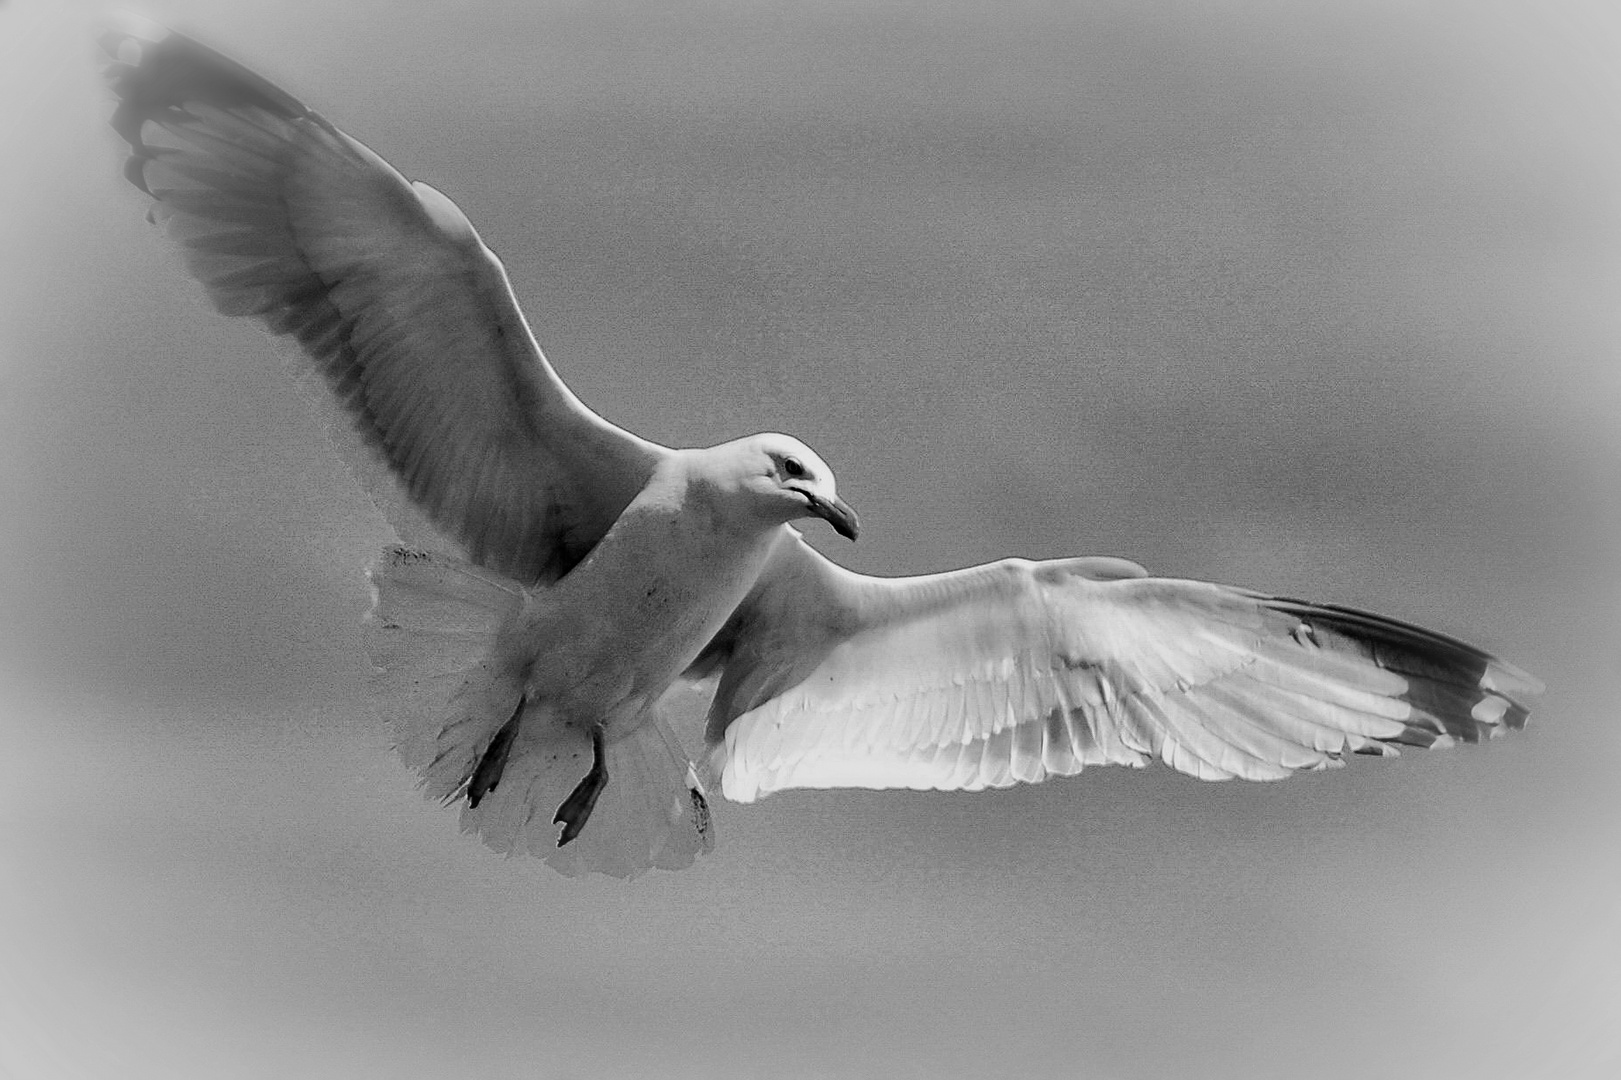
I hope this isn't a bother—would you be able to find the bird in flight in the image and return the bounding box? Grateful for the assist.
[103,20,1541,878]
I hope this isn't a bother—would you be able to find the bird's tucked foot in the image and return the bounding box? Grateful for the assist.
[553,727,608,846]
[466,699,523,809]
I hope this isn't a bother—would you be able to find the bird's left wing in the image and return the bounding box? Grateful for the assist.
[700,535,1541,802]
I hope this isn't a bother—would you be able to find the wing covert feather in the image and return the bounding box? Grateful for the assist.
[703,539,1541,802]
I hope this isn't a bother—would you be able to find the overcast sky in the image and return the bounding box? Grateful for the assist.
[3,1,1620,1078]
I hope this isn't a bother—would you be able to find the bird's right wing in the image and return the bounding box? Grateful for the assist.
[700,535,1541,802]
[103,21,666,583]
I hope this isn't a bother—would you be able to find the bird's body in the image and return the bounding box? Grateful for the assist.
[508,448,789,735]
[103,18,1542,878]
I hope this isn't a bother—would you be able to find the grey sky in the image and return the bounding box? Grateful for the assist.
[3,1,1619,1078]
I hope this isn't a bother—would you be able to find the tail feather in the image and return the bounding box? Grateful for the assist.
[363,546,526,801]
[363,544,714,877]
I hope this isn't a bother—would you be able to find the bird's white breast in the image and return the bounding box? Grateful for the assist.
[506,469,778,728]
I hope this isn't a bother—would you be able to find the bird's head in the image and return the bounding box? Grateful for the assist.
[708,433,859,541]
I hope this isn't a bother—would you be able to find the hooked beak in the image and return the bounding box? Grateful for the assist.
[803,491,860,541]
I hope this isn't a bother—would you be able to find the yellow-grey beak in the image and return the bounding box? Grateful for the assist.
[804,492,860,541]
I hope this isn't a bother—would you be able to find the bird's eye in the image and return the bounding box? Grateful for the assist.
[782,456,806,479]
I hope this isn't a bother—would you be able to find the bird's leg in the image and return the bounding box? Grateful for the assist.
[466,697,523,809]
[553,726,608,846]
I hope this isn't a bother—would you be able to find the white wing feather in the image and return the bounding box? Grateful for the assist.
[704,536,1541,802]
[103,21,666,583]
[106,21,1544,868]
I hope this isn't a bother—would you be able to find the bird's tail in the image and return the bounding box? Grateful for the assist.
[363,545,527,801]
[362,545,714,878]
[462,707,717,879]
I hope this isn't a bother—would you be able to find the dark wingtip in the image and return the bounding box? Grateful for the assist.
[1263,596,1542,747]
[101,16,315,150]
[103,16,322,217]
[1504,701,1532,732]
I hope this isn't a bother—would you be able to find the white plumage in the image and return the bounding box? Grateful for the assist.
[104,19,1541,878]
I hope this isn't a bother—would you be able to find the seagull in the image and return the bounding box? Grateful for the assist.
[103,21,1542,878]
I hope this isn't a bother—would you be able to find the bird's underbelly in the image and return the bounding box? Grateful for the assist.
[504,518,773,734]
[523,591,729,726]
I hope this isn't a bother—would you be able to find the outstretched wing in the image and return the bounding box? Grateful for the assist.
[701,534,1542,802]
[103,20,667,584]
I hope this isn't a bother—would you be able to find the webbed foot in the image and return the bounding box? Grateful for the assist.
[466,699,523,809]
[553,727,608,846]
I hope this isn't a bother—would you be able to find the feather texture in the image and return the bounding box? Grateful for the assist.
[107,20,1542,878]
[103,21,667,585]
[363,546,715,877]
[703,536,1542,802]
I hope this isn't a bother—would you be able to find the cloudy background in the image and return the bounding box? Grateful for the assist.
[3,1,1619,1077]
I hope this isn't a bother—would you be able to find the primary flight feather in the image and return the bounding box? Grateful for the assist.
[104,20,1541,878]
